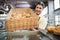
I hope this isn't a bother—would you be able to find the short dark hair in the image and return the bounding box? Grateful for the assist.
[35,1,45,9]
[30,1,45,9]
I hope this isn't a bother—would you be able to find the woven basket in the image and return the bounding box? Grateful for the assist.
[5,8,39,32]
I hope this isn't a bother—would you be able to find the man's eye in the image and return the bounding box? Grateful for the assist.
[37,7,38,8]
[39,8,42,9]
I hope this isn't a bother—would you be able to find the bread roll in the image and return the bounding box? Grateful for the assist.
[53,25,60,35]
[5,8,39,32]
[46,25,60,35]
[46,26,55,33]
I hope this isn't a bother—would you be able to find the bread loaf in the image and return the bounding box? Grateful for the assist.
[5,8,39,32]
[46,26,55,33]
[46,25,60,35]
[53,25,60,35]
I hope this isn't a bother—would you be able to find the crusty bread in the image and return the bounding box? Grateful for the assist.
[46,26,60,35]
[53,25,60,35]
[5,8,39,32]
[46,26,55,33]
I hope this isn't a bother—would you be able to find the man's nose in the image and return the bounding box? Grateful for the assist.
[37,8,40,11]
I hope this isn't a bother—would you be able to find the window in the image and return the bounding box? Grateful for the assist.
[54,0,60,9]
[54,0,60,25]
[55,15,60,25]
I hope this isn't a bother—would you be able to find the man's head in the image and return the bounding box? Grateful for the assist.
[35,2,45,15]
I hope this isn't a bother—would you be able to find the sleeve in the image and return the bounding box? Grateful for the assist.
[38,17,48,29]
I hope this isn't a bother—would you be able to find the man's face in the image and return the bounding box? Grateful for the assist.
[35,4,43,15]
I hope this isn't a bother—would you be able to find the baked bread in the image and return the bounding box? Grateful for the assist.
[53,25,60,35]
[46,26,55,33]
[46,25,60,35]
[5,8,39,32]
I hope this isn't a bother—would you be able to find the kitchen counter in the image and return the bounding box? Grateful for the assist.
[0,30,60,40]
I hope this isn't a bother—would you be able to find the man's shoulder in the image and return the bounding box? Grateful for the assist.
[39,15,48,21]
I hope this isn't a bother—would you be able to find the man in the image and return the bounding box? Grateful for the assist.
[29,2,48,40]
[33,1,48,30]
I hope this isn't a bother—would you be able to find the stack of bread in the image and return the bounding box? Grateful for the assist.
[46,25,60,35]
[53,25,60,35]
[5,8,39,32]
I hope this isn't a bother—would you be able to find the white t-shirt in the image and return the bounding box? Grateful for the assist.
[38,7,48,29]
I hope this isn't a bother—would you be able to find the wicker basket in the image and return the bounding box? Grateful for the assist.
[5,8,39,32]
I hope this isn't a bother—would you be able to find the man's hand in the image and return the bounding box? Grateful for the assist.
[29,27,41,31]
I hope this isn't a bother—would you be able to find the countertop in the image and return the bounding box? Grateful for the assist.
[0,30,60,40]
